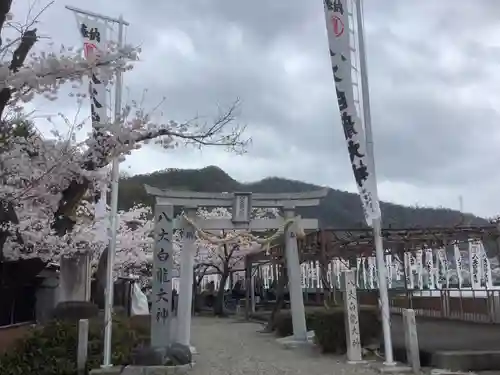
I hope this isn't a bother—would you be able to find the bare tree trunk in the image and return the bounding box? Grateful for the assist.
[214,265,230,316]
[192,269,206,314]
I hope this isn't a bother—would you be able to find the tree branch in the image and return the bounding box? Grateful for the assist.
[131,100,249,153]
[198,262,222,275]
[0,28,37,118]
[0,0,12,47]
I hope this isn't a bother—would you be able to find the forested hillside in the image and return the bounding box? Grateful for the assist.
[117,166,488,229]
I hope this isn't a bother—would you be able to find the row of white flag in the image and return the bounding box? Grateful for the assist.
[257,242,493,290]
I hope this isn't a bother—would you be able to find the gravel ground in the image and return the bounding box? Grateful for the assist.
[189,317,381,375]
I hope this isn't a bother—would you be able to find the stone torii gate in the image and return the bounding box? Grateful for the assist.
[145,185,327,351]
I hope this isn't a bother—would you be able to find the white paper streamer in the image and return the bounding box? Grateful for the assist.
[300,263,306,288]
[393,254,403,281]
[334,259,341,288]
[454,245,463,288]
[435,248,449,289]
[362,257,368,289]
[368,257,376,289]
[479,242,492,289]
[385,254,393,289]
[425,249,435,289]
[416,250,423,289]
[469,242,482,289]
[355,257,361,288]
[405,252,415,289]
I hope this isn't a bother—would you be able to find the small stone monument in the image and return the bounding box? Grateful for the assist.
[343,269,363,363]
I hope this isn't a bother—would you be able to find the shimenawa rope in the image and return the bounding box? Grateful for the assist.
[181,214,305,254]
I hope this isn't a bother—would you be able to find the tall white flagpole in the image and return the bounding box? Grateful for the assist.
[65,5,129,367]
[103,15,125,368]
[354,0,394,365]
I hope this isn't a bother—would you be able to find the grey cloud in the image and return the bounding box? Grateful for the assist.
[11,0,500,217]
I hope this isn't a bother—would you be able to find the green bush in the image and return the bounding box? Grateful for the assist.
[273,309,320,337]
[272,307,381,354]
[0,314,149,375]
[313,307,381,354]
[272,306,329,337]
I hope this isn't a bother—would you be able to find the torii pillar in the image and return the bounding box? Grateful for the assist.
[145,185,327,348]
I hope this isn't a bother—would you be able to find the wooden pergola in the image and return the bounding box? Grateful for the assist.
[247,225,500,265]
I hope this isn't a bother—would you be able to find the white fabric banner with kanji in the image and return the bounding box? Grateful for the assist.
[323,0,381,225]
[73,13,109,129]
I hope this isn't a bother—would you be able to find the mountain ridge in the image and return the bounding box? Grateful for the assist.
[117,165,488,229]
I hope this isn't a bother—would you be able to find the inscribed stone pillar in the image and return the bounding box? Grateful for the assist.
[343,270,362,362]
[403,309,420,373]
[59,252,91,302]
[77,319,89,375]
[283,208,307,341]
[151,204,174,348]
[176,208,197,349]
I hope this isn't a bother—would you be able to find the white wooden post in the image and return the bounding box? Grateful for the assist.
[77,319,89,375]
[250,271,256,313]
[151,204,174,348]
[403,308,420,373]
[343,270,363,362]
[284,207,308,341]
[176,207,197,352]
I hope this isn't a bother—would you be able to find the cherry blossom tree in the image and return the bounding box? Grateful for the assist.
[0,1,248,265]
[188,206,279,315]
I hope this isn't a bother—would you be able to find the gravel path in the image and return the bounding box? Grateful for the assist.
[189,317,380,375]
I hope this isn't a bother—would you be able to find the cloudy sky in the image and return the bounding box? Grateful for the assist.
[13,0,500,218]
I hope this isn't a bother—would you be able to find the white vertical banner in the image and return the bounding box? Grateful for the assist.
[304,262,309,288]
[315,261,321,288]
[356,257,362,288]
[435,248,448,289]
[416,250,423,290]
[393,255,403,281]
[385,254,392,289]
[310,261,317,287]
[479,242,492,289]
[73,13,111,240]
[368,256,376,289]
[73,14,109,130]
[454,245,463,288]
[361,257,368,288]
[334,259,341,288]
[323,0,381,225]
[326,262,332,287]
[404,252,415,290]
[469,242,482,289]
[300,263,306,288]
[425,249,435,290]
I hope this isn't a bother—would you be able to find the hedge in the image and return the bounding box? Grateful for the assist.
[0,314,149,375]
[273,306,381,354]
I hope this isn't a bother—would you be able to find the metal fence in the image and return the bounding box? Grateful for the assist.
[353,288,500,324]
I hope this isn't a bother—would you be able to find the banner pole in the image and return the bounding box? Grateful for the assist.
[354,0,394,365]
[65,5,129,368]
[103,14,125,368]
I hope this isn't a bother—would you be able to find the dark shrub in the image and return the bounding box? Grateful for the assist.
[271,306,381,354]
[273,307,324,337]
[0,314,148,375]
[313,307,381,354]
